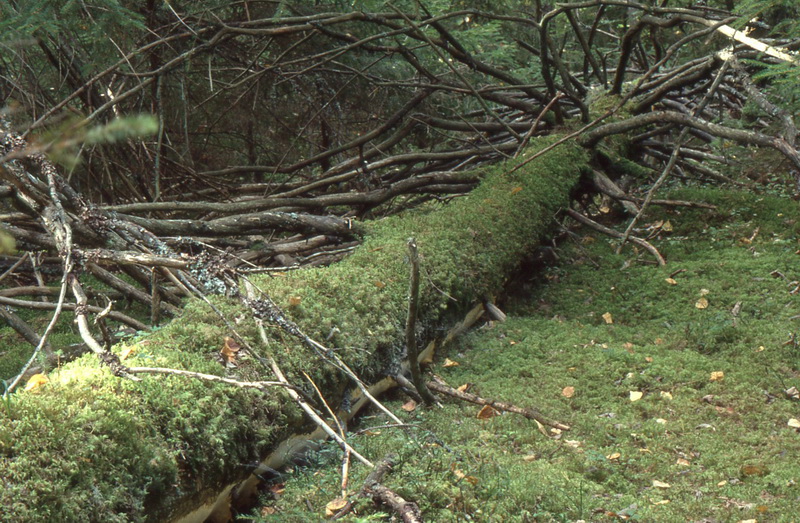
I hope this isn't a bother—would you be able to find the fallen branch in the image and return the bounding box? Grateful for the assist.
[367,482,424,523]
[426,377,570,431]
[565,209,666,266]
[332,454,399,520]
[405,238,436,405]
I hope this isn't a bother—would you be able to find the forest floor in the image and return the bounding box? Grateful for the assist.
[257,186,800,522]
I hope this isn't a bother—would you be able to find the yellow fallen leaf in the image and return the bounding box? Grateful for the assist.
[645,356,653,363]
[738,520,757,523]
[788,418,800,428]
[653,499,671,505]
[710,371,725,382]
[119,345,137,361]
[288,295,302,306]
[717,480,728,486]
[510,186,523,195]
[374,280,386,288]
[523,454,537,462]
[700,288,710,296]
[477,405,500,420]
[662,220,673,232]
[660,391,673,400]
[325,498,348,517]
[562,386,575,398]
[457,383,472,393]
[652,480,671,489]
[630,391,643,402]
[24,373,48,391]
[665,278,678,285]
[756,345,766,352]
[564,440,582,448]
[602,312,613,324]
[655,418,667,424]
[443,358,459,368]
[695,297,709,309]
[453,469,479,485]
[676,458,690,466]
[606,452,621,460]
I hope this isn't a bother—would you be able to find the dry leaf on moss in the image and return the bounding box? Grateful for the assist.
[665,278,677,285]
[710,371,725,382]
[562,386,575,398]
[220,337,240,364]
[119,345,137,361]
[477,405,500,419]
[652,480,671,489]
[788,418,800,429]
[24,373,48,391]
[696,297,709,309]
[453,468,479,485]
[443,358,459,367]
[629,391,643,402]
[325,498,348,517]
[401,400,417,412]
[602,312,613,324]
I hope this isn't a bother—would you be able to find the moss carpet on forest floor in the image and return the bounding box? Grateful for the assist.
[261,187,800,522]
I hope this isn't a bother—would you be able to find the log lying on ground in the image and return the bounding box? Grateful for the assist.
[0,136,587,522]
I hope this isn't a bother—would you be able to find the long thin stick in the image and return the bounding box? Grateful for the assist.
[405,238,436,405]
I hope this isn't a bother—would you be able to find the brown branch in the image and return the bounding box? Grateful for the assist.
[565,209,666,266]
[367,483,424,523]
[426,377,571,431]
[0,296,148,331]
[405,238,436,405]
[579,110,800,170]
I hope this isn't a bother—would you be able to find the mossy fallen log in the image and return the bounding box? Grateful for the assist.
[0,136,587,522]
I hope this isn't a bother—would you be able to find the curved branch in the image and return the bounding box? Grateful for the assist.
[579,110,800,170]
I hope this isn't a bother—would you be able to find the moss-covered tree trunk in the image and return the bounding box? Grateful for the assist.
[0,137,587,522]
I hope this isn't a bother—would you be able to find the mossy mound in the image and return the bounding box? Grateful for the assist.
[264,187,800,522]
[0,136,587,521]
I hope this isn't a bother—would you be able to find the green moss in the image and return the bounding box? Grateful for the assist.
[259,187,800,522]
[1,135,588,521]
[251,136,586,374]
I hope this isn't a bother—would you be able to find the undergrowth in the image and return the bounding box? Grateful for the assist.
[257,187,800,522]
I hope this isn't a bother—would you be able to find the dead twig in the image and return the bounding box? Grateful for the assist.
[565,209,666,266]
[405,238,436,405]
[426,377,570,431]
[331,453,399,520]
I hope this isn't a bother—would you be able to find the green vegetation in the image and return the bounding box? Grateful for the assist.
[262,187,800,521]
[0,137,585,521]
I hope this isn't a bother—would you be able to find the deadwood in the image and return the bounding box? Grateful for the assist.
[2,1,800,520]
